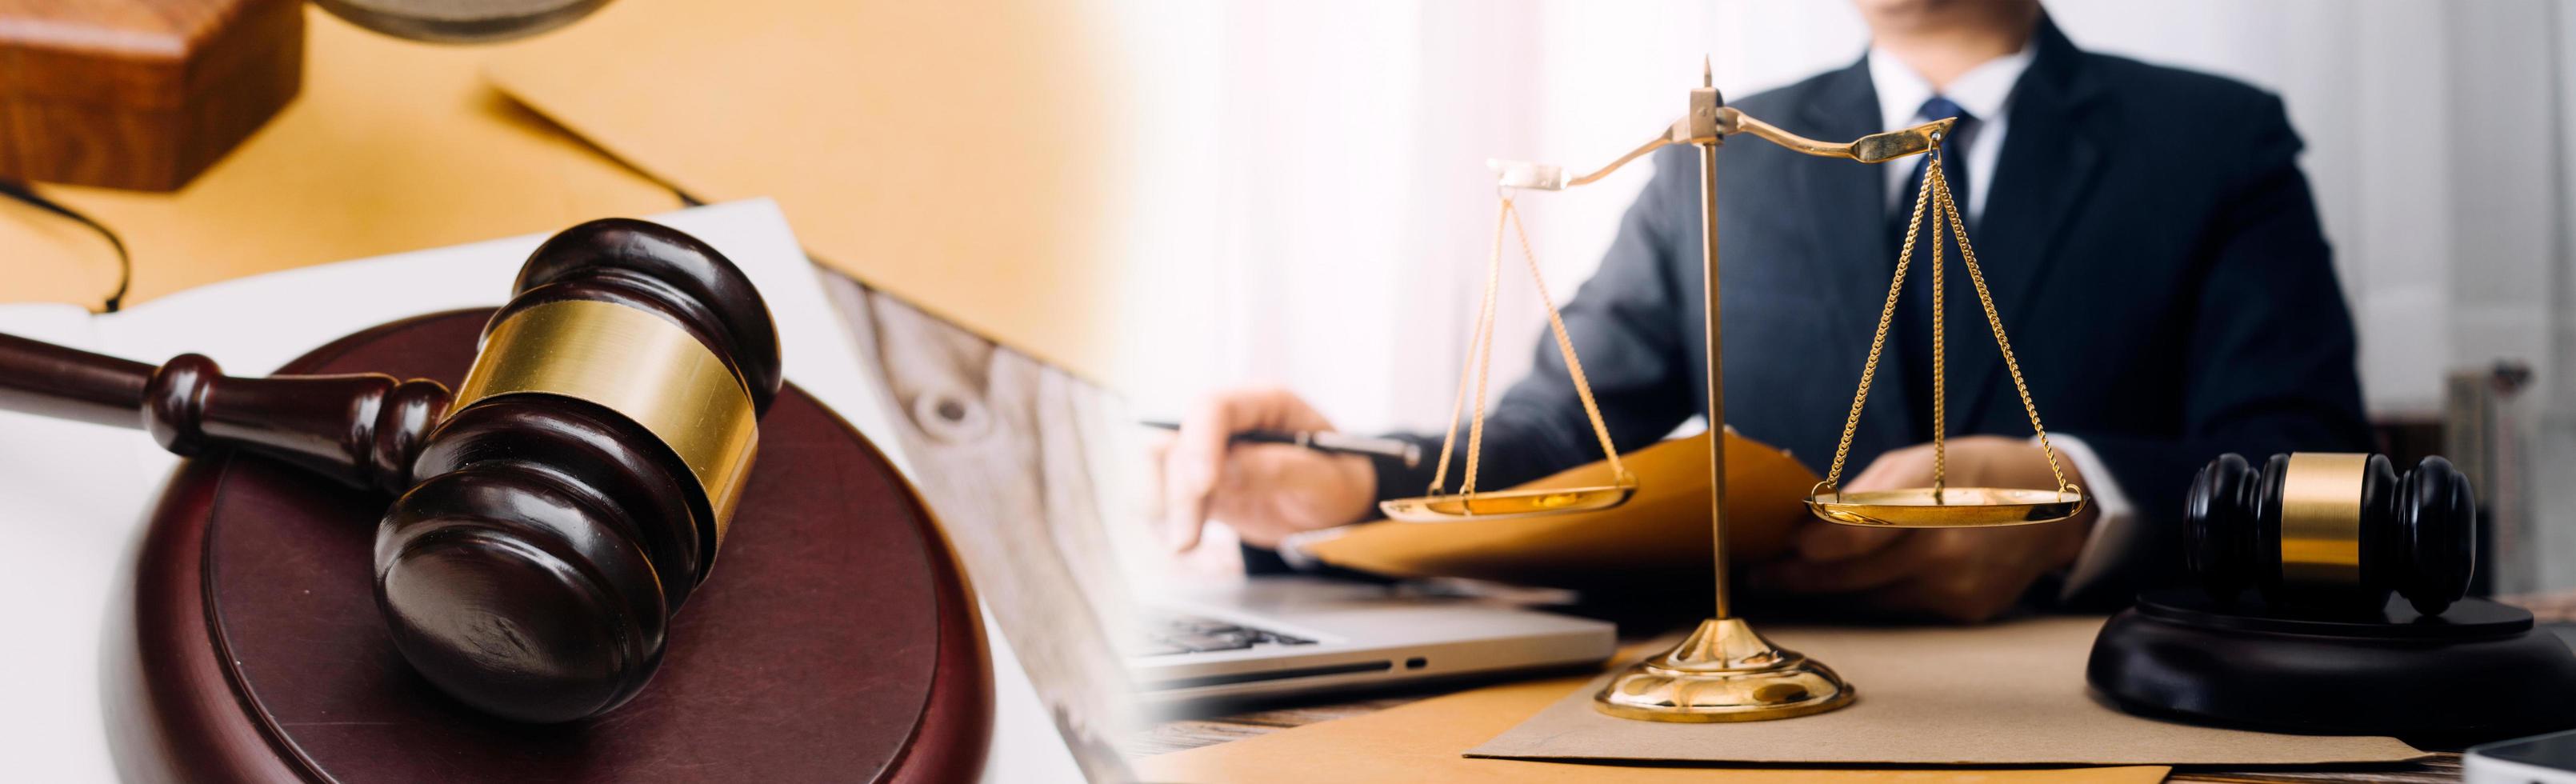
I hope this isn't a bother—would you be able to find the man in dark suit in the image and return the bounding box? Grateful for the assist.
[1158,0,2370,621]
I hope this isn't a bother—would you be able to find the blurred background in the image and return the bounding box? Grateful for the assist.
[1114,0,2576,592]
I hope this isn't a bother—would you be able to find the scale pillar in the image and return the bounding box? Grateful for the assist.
[1692,64,1731,620]
[1593,62,1858,722]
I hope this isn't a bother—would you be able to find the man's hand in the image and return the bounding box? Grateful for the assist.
[1153,388,1378,552]
[1750,435,2096,622]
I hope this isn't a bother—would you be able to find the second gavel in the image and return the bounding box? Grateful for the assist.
[2186,452,2475,616]
[0,218,782,723]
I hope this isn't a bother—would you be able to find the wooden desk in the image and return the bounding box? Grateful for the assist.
[1131,592,2576,782]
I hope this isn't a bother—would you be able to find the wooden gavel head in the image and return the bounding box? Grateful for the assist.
[0,218,779,722]
[368,218,782,723]
[2187,452,2475,617]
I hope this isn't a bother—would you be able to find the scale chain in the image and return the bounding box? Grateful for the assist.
[1929,150,1949,497]
[1931,163,2073,495]
[1818,145,2070,498]
[1819,146,1941,493]
[1426,194,1632,498]
[1430,197,1512,495]
[1505,199,1629,483]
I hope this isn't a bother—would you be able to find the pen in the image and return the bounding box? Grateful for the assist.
[1140,420,1422,469]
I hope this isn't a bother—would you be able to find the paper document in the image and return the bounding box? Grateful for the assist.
[1295,430,1816,589]
[1135,636,2173,783]
[1469,615,2428,766]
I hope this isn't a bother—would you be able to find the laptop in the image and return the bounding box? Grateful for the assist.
[1126,575,1615,704]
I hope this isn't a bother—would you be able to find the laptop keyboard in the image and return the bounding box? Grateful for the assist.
[1136,613,1317,657]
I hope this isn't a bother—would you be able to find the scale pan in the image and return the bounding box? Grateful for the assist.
[1804,486,2084,528]
[1380,483,1635,522]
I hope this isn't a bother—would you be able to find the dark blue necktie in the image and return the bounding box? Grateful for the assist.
[1894,95,1977,441]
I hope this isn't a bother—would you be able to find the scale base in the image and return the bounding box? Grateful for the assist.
[1594,618,1855,722]
[2088,589,2576,744]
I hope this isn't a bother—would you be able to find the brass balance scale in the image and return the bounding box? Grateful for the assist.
[1379,63,2086,722]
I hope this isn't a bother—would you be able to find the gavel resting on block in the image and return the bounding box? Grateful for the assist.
[0,218,781,723]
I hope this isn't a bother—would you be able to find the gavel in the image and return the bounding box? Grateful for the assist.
[2186,452,2475,616]
[0,218,781,723]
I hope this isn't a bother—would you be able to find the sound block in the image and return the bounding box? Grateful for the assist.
[103,310,991,782]
[0,0,302,190]
[2089,588,2576,745]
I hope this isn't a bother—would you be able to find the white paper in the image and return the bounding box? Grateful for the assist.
[0,305,146,783]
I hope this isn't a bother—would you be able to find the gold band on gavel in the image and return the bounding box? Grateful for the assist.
[2277,453,2366,586]
[454,299,760,550]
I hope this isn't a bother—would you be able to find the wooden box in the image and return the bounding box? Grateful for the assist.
[0,0,302,191]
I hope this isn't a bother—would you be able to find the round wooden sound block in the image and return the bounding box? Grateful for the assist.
[2088,588,2576,745]
[106,310,990,782]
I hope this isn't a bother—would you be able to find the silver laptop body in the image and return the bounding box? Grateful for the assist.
[1129,576,1614,704]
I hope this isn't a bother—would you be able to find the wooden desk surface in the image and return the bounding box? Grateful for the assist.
[1131,592,2576,782]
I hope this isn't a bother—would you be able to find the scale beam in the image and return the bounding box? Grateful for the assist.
[1488,110,1956,191]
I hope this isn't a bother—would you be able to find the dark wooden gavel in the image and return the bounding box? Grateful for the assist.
[2188,452,2474,616]
[0,218,782,723]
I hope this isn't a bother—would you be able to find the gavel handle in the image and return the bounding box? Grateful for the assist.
[0,332,451,494]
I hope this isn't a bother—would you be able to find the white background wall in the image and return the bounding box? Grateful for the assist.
[1107,1,2576,586]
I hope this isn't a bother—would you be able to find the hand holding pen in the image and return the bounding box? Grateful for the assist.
[1138,421,1421,468]
[1149,389,1405,552]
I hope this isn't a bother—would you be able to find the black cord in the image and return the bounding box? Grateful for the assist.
[0,179,132,313]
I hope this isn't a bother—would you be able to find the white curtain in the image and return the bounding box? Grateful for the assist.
[1108,1,2576,582]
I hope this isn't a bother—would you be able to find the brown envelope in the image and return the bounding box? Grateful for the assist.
[0,6,679,310]
[1297,430,1816,590]
[482,0,1130,382]
[1469,615,2430,766]
[1136,642,2172,783]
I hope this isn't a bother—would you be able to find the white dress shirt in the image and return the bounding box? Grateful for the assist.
[1866,46,2134,599]
[1869,45,2032,222]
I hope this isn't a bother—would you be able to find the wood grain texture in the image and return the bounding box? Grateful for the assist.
[1138,594,2576,782]
[826,274,1145,782]
[0,0,302,190]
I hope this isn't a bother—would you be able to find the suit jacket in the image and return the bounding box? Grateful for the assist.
[1354,17,2372,606]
